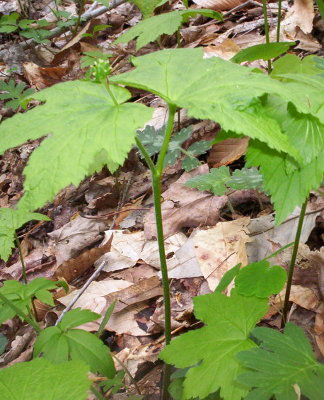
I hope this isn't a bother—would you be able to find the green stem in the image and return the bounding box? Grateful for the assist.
[104,80,119,107]
[281,199,308,328]
[136,137,155,171]
[14,232,27,284]
[261,0,272,73]
[0,292,41,333]
[91,385,106,400]
[136,104,176,400]
[276,0,282,42]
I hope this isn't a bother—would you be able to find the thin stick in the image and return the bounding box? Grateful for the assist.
[14,232,28,284]
[55,260,107,325]
[281,199,308,328]
[112,354,141,395]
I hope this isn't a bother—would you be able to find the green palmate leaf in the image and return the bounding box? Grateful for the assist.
[128,0,168,18]
[0,81,152,211]
[0,208,49,261]
[185,166,231,195]
[263,96,324,165]
[160,292,268,400]
[0,79,34,110]
[0,278,60,324]
[215,263,241,293]
[114,9,222,50]
[246,140,324,224]
[111,48,309,158]
[271,54,324,122]
[228,167,264,190]
[0,358,91,400]
[237,323,324,400]
[235,260,286,298]
[34,308,115,378]
[231,42,295,64]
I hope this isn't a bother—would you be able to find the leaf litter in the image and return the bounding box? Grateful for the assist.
[0,0,323,396]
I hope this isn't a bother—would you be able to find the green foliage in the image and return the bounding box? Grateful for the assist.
[185,166,264,194]
[0,358,91,400]
[0,81,152,212]
[34,308,116,378]
[228,167,264,190]
[139,125,211,170]
[100,371,125,394]
[246,141,324,224]
[114,9,222,50]
[81,50,112,68]
[237,323,324,400]
[0,12,20,33]
[160,292,268,400]
[0,278,64,324]
[234,260,286,298]
[0,333,8,355]
[0,79,34,110]
[0,208,49,261]
[111,48,307,158]
[231,42,295,64]
[128,0,169,18]
[186,166,231,195]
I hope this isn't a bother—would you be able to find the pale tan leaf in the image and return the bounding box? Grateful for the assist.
[208,137,249,167]
[192,0,249,11]
[193,217,251,291]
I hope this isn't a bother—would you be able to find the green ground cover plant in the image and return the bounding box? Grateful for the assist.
[0,1,323,399]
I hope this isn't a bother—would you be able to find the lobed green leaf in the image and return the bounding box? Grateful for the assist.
[0,81,152,211]
[0,358,91,400]
[237,323,324,400]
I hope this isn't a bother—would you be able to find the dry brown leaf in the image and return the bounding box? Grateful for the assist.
[282,0,314,35]
[203,39,241,60]
[54,235,113,282]
[275,285,320,311]
[192,0,249,11]
[193,218,250,291]
[96,230,187,272]
[106,276,162,312]
[208,137,249,167]
[144,165,228,239]
[57,278,134,313]
[48,216,107,265]
[23,62,69,90]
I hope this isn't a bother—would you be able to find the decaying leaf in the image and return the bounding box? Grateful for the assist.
[208,137,249,167]
[48,216,108,265]
[192,0,247,11]
[144,165,228,239]
[193,217,251,291]
[54,235,113,282]
[95,230,188,272]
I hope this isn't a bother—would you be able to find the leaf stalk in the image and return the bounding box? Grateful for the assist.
[281,199,307,328]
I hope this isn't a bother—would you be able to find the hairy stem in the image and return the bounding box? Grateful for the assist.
[281,199,307,328]
[136,104,176,400]
[261,0,272,73]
